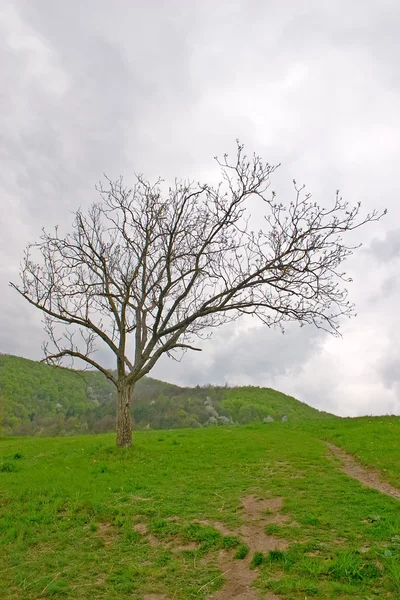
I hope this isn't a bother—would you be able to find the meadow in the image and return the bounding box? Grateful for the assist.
[1,417,400,599]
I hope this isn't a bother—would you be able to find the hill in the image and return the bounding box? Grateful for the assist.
[1,419,400,598]
[0,354,333,436]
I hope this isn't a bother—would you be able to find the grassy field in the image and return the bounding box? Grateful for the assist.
[1,419,400,599]
[297,416,400,487]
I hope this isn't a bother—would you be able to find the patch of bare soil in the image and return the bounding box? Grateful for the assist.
[328,443,400,500]
[133,522,148,535]
[242,495,284,516]
[239,495,289,555]
[134,498,288,598]
[197,520,236,537]
[208,549,258,599]
[133,522,164,548]
[206,495,287,599]
[95,522,118,546]
[170,541,199,552]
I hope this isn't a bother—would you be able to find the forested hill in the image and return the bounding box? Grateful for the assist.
[0,354,334,436]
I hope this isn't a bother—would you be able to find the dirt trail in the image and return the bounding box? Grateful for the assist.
[328,443,400,500]
[136,495,287,599]
[206,495,288,599]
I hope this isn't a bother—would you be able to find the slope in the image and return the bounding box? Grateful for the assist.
[0,354,333,436]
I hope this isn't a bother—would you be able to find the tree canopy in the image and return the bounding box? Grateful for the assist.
[11,143,385,445]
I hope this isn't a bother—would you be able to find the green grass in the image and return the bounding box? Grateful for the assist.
[1,419,400,599]
[297,416,400,486]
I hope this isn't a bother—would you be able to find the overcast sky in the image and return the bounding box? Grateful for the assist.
[1,0,399,417]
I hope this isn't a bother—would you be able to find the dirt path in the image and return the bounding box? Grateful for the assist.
[328,443,400,500]
[135,495,287,599]
[205,495,288,599]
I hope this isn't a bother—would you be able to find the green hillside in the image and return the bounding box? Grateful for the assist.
[222,386,331,422]
[0,354,333,436]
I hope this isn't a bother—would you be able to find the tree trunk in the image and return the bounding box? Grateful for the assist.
[116,381,133,447]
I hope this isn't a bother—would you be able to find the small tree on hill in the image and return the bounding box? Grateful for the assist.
[11,143,385,447]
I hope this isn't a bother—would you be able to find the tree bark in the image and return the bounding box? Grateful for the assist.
[116,380,133,447]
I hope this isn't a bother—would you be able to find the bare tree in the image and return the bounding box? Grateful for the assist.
[10,143,386,447]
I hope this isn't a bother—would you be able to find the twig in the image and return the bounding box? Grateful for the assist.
[41,572,60,595]
[197,568,231,592]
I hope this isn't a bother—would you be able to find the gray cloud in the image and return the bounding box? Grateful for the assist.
[1,0,400,416]
[369,230,400,263]
[153,321,326,387]
[381,357,400,390]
